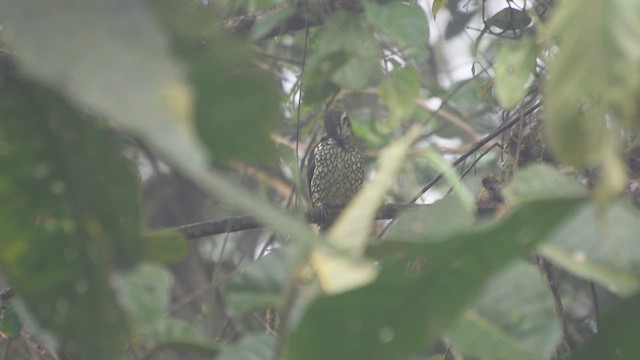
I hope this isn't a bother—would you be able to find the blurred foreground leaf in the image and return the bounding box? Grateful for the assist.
[289,198,584,360]
[0,75,141,359]
[446,262,561,360]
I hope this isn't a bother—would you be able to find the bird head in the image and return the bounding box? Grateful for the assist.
[324,110,354,141]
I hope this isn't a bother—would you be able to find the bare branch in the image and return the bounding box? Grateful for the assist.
[173,203,425,239]
[222,0,364,40]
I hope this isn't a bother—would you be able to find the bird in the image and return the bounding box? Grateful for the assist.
[307,110,365,227]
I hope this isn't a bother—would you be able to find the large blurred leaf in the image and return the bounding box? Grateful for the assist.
[502,164,588,203]
[1,0,320,250]
[572,292,640,360]
[289,198,584,360]
[0,75,141,359]
[502,165,640,295]
[541,202,640,297]
[365,2,429,48]
[148,1,281,161]
[543,0,640,166]
[446,262,561,360]
[384,196,474,239]
[304,11,381,103]
[494,38,537,109]
[0,0,206,166]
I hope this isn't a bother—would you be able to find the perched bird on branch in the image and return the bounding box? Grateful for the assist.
[307,110,365,226]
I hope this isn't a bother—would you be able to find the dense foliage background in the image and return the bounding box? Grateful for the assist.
[1,0,640,359]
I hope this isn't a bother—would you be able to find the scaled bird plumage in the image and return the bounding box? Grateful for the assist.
[307,111,365,216]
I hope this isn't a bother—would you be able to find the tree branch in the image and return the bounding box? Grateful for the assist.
[222,0,364,40]
[173,203,424,239]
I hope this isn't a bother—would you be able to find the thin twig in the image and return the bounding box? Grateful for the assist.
[409,102,540,204]
[535,255,577,351]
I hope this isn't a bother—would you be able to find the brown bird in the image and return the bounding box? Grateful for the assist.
[307,110,365,226]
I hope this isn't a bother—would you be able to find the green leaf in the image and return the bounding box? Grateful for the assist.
[304,11,381,103]
[148,1,281,162]
[2,0,321,250]
[175,34,281,162]
[113,263,208,348]
[0,0,206,167]
[494,38,537,109]
[224,249,289,317]
[424,149,475,212]
[379,65,420,122]
[289,198,584,360]
[446,262,561,360]
[143,230,188,264]
[572,292,640,359]
[543,0,640,165]
[502,164,588,203]
[218,333,275,360]
[365,2,429,48]
[541,202,640,297]
[385,196,474,239]
[485,8,532,31]
[0,303,23,339]
[0,76,139,359]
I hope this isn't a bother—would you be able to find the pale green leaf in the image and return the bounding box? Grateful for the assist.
[502,164,587,203]
[495,38,537,109]
[385,196,474,239]
[0,0,206,168]
[1,0,322,258]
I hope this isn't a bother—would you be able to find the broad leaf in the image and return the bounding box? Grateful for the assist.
[0,76,140,359]
[446,262,561,360]
[495,38,537,109]
[289,198,584,360]
[366,2,429,48]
